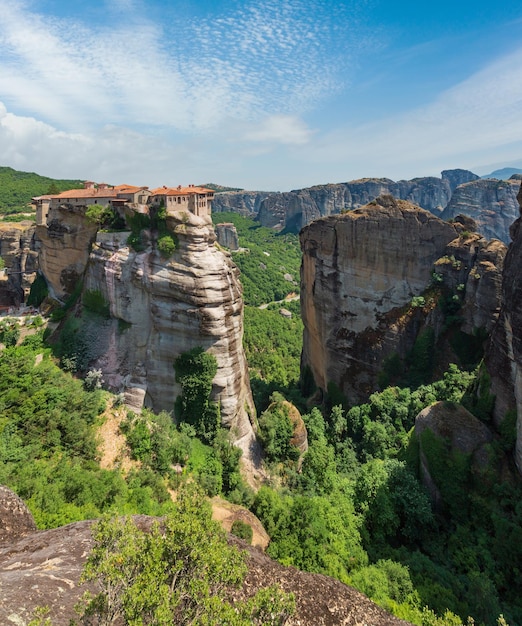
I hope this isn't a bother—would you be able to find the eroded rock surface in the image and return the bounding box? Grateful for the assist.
[77,211,257,454]
[414,402,494,507]
[300,196,505,405]
[486,180,522,474]
[0,485,410,626]
[0,222,38,305]
[0,485,37,543]
[441,178,520,243]
[212,190,272,216]
[215,222,240,250]
[300,196,459,403]
[36,205,99,299]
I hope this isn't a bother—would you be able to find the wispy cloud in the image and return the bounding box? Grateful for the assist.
[0,0,367,134]
[307,45,522,180]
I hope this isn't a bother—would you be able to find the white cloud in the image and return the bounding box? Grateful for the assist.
[0,0,366,134]
[242,115,313,145]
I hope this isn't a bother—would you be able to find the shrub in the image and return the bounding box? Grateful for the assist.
[82,289,110,318]
[231,519,253,544]
[158,233,177,257]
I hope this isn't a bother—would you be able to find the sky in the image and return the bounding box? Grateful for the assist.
[0,0,521,191]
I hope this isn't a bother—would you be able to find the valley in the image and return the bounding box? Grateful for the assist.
[0,169,521,625]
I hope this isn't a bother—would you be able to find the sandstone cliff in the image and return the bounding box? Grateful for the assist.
[212,190,273,216]
[36,205,257,462]
[0,221,38,306]
[212,170,518,244]
[229,169,476,233]
[36,204,99,299]
[0,486,410,626]
[441,178,520,243]
[300,196,505,405]
[486,179,522,474]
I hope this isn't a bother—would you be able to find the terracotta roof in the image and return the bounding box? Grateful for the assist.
[53,188,119,199]
[151,185,214,196]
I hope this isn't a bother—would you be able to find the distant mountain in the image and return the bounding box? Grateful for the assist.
[481,167,522,180]
[0,166,83,214]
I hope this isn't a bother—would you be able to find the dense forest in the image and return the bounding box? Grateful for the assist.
[0,166,83,217]
[0,196,520,625]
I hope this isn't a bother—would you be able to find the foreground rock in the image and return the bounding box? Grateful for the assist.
[0,487,409,626]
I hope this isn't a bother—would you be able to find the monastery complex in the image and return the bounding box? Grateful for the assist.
[33,181,215,226]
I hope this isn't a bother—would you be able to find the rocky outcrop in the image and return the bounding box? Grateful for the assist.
[36,207,257,463]
[254,170,483,232]
[36,204,99,299]
[441,178,520,243]
[486,180,522,474]
[441,168,480,191]
[0,485,37,543]
[215,222,240,250]
[0,222,38,305]
[258,176,454,231]
[434,233,506,334]
[87,212,256,456]
[300,196,505,405]
[215,170,517,243]
[211,191,273,216]
[0,486,410,626]
[414,402,494,507]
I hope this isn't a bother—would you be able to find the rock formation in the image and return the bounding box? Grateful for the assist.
[34,203,257,463]
[84,211,255,444]
[441,168,480,191]
[0,485,37,543]
[0,486,410,626]
[300,195,505,405]
[415,402,494,504]
[0,222,38,306]
[211,170,517,244]
[215,222,240,250]
[441,178,520,243]
[233,170,476,232]
[486,179,522,474]
[36,204,99,299]
[211,190,273,217]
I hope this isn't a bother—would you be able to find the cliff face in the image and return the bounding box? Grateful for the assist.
[0,222,38,305]
[258,177,453,231]
[36,207,257,457]
[486,180,522,474]
[441,178,520,243]
[300,195,505,405]
[36,204,99,299]
[212,171,518,244]
[211,191,273,217]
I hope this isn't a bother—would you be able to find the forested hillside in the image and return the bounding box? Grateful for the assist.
[0,166,83,216]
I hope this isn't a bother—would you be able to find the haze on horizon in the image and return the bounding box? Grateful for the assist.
[0,0,521,192]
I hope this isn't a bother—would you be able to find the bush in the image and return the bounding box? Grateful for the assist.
[231,520,253,544]
[82,289,110,318]
[158,233,177,257]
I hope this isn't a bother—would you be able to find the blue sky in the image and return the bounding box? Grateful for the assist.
[0,0,521,191]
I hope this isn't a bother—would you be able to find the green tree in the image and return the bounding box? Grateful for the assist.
[78,483,294,625]
[174,348,220,443]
